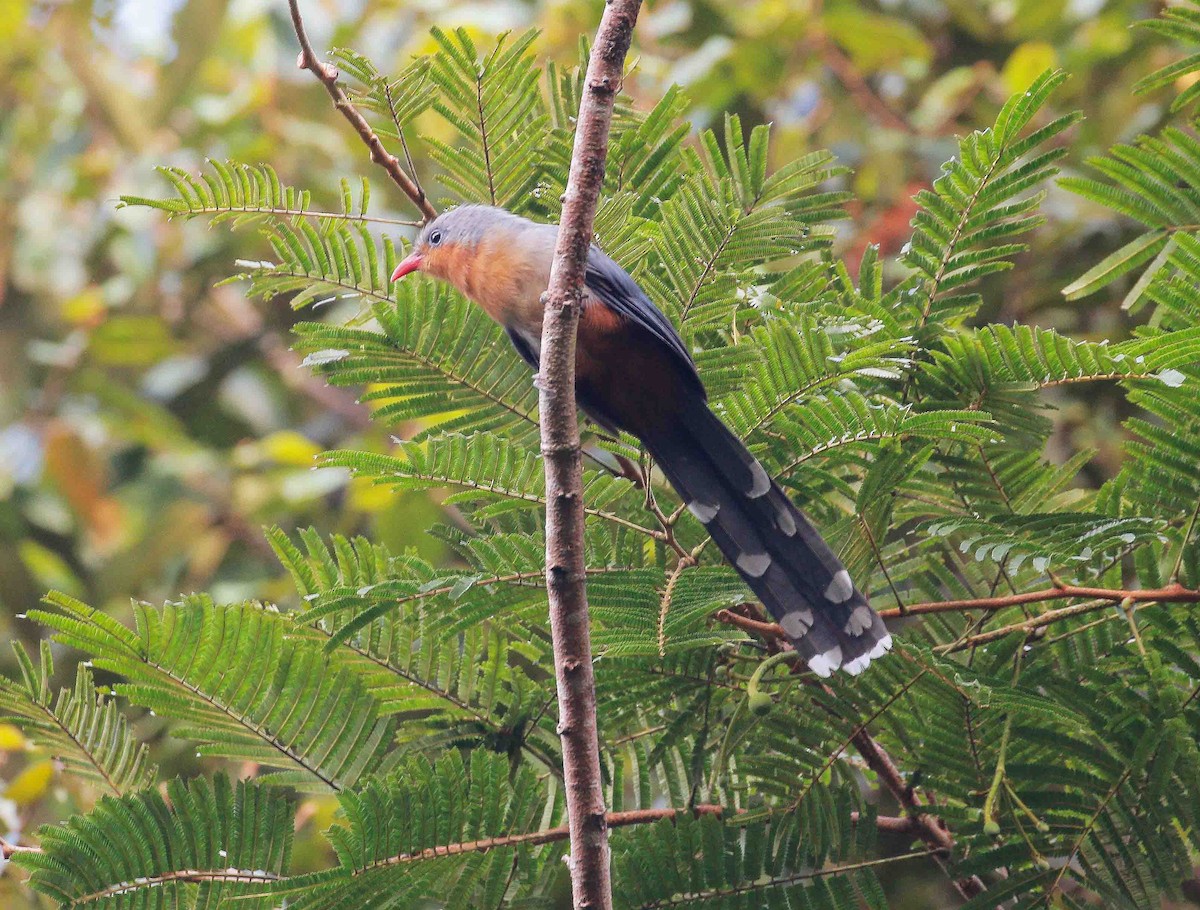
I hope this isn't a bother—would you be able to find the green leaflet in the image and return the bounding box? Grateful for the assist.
[0,641,156,796]
[32,592,394,793]
[13,775,293,910]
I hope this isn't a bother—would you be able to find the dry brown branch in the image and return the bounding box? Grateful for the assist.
[287,0,438,222]
[538,2,643,907]
[373,806,725,868]
[848,727,987,899]
[943,598,1116,652]
[74,870,280,904]
[724,602,988,901]
[717,582,1200,644]
[362,807,915,866]
[1,838,37,859]
[891,581,1199,617]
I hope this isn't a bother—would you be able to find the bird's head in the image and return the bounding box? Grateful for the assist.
[390,205,521,284]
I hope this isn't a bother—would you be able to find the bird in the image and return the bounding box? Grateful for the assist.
[391,204,892,676]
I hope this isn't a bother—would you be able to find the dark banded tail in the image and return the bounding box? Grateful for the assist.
[643,401,892,676]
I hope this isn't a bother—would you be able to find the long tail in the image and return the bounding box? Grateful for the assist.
[643,400,892,676]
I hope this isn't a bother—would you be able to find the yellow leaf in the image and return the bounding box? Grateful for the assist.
[43,422,125,554]
[89,315,178,367]
[1002,43,1059,95]
[61,288,106,327]
[5,760,54,806]
[348,475,393,513]
[18,540,83,597]
[260,430,322,466]
[0,724,28,752]
[0,0,27,52]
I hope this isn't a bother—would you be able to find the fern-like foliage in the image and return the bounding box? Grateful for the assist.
[19,11,1200,910]
[1061,126,1200,306]
[332,48,434,149]
[267,527,564,771]
[641,121,849,334]
[926,512,1162,572]
[31,592,394,793]
[613,807,885,910]
[900,70,1080,334]
[1062,2,1200,305]
[322,433,644,531]
[293,290,540,441]
[425,29,548,211]
[1133,0,1200,111]
[12,775,293,910]
[118,159,391,227]
[0,641,155,796]
[279,751,557,909]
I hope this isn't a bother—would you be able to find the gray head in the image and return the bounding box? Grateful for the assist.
[391,204,534,282]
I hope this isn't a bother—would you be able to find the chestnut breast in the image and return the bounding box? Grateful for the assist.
[424,232,552,334]
[575,301,691,435]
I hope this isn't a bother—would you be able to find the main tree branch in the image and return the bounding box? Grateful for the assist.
[287,0,438,223]
[539,2,642,907]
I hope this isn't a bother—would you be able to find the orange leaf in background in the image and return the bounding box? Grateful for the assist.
[844,181,925,279]
[42,422,124,556]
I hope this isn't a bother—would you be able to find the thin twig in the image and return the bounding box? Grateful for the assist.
[643,456,690,560]
[849,727,988,899]
[538,3,643,908]
[367,806,724,870]
[716,583,1200,644]
[287,0,438,222]
[324,804,917,874]
[715,608,784,639]
[1,838,37,859]
[1172,498,1200,582]
[941,598,1121,653]
[74,870,280,904]
[894,581,1199,617]
[657,556,694,656]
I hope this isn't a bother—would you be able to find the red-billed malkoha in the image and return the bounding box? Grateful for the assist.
[391,205,892,676]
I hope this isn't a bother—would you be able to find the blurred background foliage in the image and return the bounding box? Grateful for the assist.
[0,0,1193,906]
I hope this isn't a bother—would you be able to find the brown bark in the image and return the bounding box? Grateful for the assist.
[717,581,1200,641]
[538,2,642,907]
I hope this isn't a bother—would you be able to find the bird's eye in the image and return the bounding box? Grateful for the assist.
[428,230,444,246]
